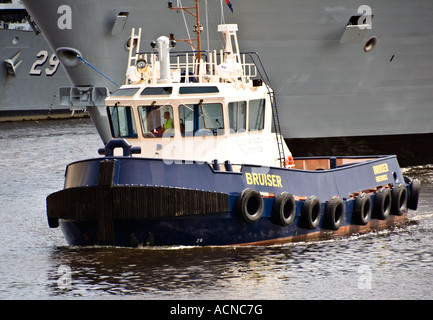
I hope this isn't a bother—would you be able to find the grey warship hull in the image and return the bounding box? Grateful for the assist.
[22,0,433,165]
[0,29,87,121]
[0,2,85,121]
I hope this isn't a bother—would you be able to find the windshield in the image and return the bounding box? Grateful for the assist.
[179,102,224,136]
[107,106,138,138]
[138,105,174,138]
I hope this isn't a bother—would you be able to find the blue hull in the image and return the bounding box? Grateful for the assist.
[47,153,418,247]
[58,200,408,247]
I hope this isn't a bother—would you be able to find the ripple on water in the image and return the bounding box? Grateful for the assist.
[0,119,432,299]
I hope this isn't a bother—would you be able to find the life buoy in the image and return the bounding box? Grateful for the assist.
[353,193,371,225]
[284,155,295,169]
[324,196,344,230]
[373,188,391,220]
[391,184,408,216]
[404,176,421,210]
[301,196,321,229]
[272,192,296,226]
[236,188,264,223]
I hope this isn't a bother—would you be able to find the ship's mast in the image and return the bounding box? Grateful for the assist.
[168,0,202,62]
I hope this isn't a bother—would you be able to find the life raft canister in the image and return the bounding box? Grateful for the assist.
[353,193,372,225]
[324,196,344,230]
[272,192,296,226]
[391,184,408,216]
[373,187,392,220]
[236,188,264,223]
[301,195,322,229]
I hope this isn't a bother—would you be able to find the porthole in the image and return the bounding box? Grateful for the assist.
[364,36,377,52]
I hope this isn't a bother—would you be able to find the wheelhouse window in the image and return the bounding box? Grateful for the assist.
[179,86,219,94]
[107,106,138,138]
[110,87,140,97]
[179,102,224,136]
[228,101,246,133]
[138,105,174,138]
[249,99,265,131]
[140,87,172,96]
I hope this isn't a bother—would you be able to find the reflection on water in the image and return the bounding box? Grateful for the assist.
[45,218,432,300]
[0,119,432,299]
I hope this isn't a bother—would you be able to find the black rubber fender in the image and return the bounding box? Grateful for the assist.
[272,192,296,226]
[324,196,344,230]
[47,217,59,228]
[353,193,371,225]
[236,188,264,223]
[404,176,421,210]
[373,188,392,220]
[391,184,408,216]
[301,195,321,229]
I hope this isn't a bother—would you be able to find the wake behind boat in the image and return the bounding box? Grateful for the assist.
[46,22,420,246]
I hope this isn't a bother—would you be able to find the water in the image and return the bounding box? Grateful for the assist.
[0,118,432,300]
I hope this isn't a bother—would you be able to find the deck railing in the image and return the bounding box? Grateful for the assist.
[126,50,258,85]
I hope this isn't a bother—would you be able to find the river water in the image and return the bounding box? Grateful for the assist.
[0,118,432,300]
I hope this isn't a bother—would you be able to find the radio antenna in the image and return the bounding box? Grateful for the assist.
[168,0,202,62]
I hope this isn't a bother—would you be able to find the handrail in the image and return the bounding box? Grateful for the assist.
[127,50,258,84]
[243,52,286,167]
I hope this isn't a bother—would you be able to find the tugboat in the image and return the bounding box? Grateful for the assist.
[46,22,420,247]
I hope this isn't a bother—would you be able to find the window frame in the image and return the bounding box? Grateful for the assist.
[137,104,175,138]
[106,105,138,138]
[228,101,247,134]
[248,99,265,131]
[178,101,224,136]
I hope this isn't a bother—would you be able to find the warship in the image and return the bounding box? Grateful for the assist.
[21,0,433,166]
[0,0,85,121]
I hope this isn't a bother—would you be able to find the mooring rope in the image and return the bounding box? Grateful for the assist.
[77,55,120,87]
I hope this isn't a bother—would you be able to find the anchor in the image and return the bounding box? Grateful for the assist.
[4,51,23,76]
